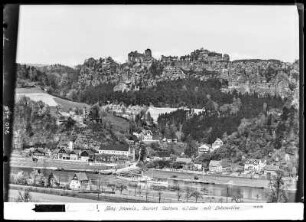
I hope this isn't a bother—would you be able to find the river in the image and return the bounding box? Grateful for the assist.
[10,167,297,202]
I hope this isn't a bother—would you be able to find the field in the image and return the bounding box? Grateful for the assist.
[15,87,90,112]
[103,113,130,133]
[146,107,203,122]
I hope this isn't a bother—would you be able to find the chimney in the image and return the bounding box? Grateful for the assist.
[69,141,74,151]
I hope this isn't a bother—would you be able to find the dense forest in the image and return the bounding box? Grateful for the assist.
[78,78,230,107]
[13,96,129,149]
[157,92,284,142]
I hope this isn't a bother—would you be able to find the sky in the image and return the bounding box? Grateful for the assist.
[16,5,299,66]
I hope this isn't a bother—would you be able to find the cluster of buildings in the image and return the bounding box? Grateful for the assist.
[208,158,280,179]
[54,140,135,163]
[20,135,136,164]
[198,138,224,154]
[101,103,146,121]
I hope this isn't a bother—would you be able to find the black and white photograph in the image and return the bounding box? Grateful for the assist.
[3,4,303,220]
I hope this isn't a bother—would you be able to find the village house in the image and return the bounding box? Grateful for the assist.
[69,150,82,161]
[143,130,153,141]
[209,160,222,173]
[56,147,71,160]
[211,138,223,151]
[80,150,96,162]
[221,160,232,174]
[32,148,46,159]
[193,160,203,171]
[133,130,159,144]
[264,165,280,179]
[99,144,130,157]
[176,157,192,170]
[69,172,90,191]
[155,151,171,161]
[48,171,74,188]
[231,164,244,174]
[198,144,211,154]
[152,156,162,161]
[95,153,112,163]
[244,159,266,174]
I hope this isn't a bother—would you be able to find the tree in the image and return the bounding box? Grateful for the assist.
[138,144,148,162]
[137,186,142,196]
[184,139,198,158]
[128,182,138,196]
[266,170,288,203]
[176,185,182,202]
[66,89,78,101]
[116,184,127,195]
[107,183,116,193]
[16,189,32,202]
[157,189,163,203]
[185,187,193,202]
[145,189,150,202]
[190,190,203,203]
[63,117,76,131]
[14,171,28,185]
[89,104,101,122]
[231,193,243,203]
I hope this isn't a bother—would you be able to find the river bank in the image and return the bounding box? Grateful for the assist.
[8,188,103,203]
[9,184,155,203]
[144,169,297,190]
[10,156,297,191]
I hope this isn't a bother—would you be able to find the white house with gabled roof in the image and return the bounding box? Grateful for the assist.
[211,138,223,151]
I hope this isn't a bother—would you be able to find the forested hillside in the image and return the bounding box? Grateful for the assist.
[15,47,299,167]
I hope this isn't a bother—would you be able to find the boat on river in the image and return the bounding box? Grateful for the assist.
[99,169,114,175]
[116,173,168,187]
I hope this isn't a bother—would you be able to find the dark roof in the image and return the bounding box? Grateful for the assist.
[72,172,88,181]
[100,144,129,152]
[80,150,95,156]
[58,147,70,154]
[70,149,82,155]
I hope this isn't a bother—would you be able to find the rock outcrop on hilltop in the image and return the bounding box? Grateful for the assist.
[74,48,298,99]
[16,47,299,105]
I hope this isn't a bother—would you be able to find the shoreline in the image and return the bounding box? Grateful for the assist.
[8,184,265,203]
